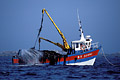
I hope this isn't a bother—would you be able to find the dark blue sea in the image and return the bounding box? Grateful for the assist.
[0,53,120,80]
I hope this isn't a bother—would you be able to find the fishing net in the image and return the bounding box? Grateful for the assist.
[17,49,43,65]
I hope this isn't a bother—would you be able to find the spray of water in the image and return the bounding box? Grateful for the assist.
[16,49,67,65]
[17,49,43,65]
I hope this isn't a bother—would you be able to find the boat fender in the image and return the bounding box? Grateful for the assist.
[12,56,19,65]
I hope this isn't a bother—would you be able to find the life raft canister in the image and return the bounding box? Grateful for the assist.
[12,56,19,65]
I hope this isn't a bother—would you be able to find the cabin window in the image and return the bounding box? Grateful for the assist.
[86,39,90,41]
[89,42,91,45]
[80,43,82,46]
[76,43,79,48]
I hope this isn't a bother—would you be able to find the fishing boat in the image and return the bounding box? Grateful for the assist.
[12,8,101,66]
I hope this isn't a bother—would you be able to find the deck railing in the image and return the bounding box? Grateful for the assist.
[91,42,99,49]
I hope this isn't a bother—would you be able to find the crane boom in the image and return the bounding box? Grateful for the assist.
[39,37,65,50]
[42,8,70,50]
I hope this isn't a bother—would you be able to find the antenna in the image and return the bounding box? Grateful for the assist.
[77,9,82,28]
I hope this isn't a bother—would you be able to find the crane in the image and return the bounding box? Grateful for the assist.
[39,37,65,50]
[38,8,70,51]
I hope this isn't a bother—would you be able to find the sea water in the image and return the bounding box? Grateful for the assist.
[0,53,120,80]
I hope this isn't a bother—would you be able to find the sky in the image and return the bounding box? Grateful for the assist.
[0,0,120,54]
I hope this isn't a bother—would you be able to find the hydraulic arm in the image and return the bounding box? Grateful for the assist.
[39,37,65,50]
[41,8,70,50]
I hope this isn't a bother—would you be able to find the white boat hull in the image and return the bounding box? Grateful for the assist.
[66,58,96,66]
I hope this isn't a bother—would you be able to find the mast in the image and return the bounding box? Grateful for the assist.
[77,9,85,42]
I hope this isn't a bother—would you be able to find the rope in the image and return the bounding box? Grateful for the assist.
[33,14,44,48]
[101,48,119,67]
